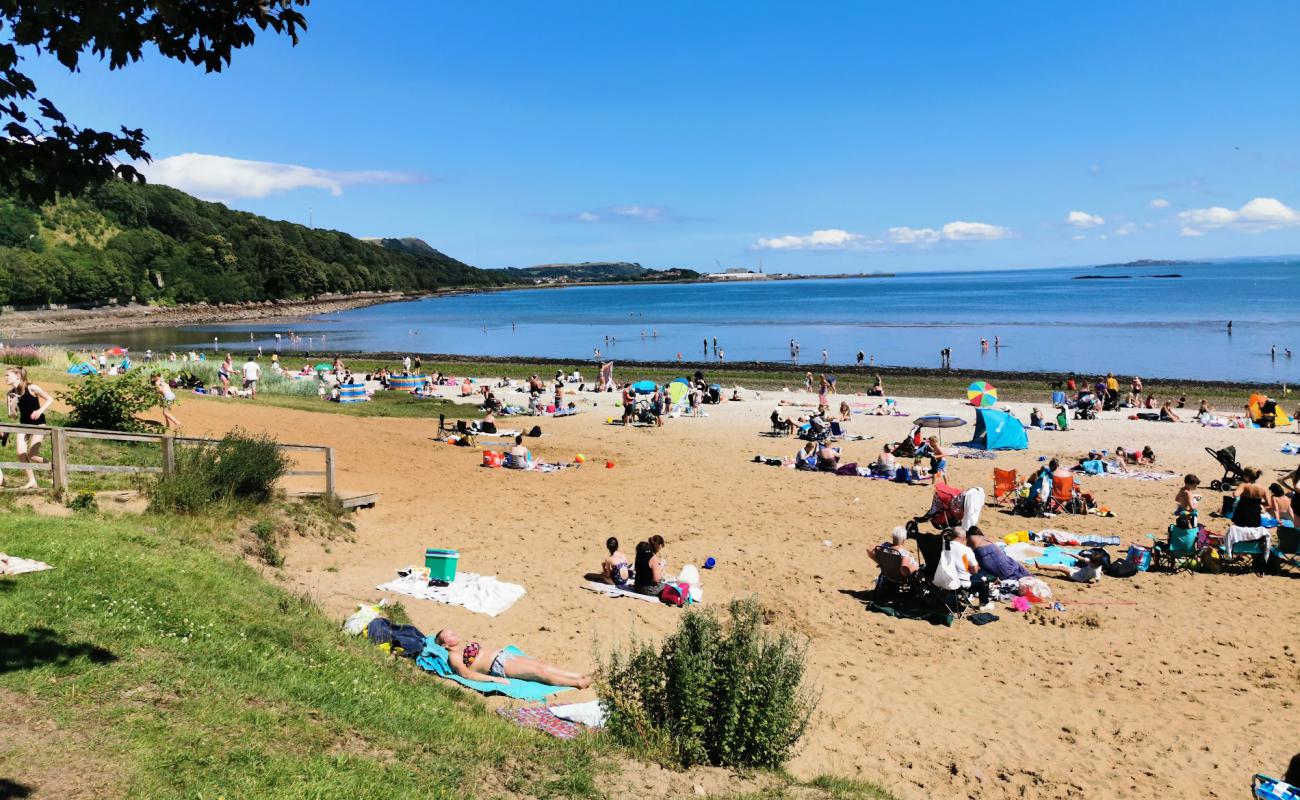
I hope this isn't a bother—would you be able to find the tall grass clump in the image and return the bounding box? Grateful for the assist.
[597,597,818,770]
[184,359,322,397]
[150,429,289,512]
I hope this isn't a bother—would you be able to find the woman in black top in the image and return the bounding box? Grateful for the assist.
[633,536,666,595]
[1232,467,1266,527]
[5,366,54,489]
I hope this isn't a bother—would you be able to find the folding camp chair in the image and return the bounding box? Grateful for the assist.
[871,545,927,604]
[1214,534,1270,572]
[1046,474,1078,514]
[1147,525,1202,573]
[1277,525,1300,573]
[992,468,1018,505]
[829,419,845,440]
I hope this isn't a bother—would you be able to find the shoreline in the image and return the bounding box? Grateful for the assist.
[0,291,428,338]
[215,350,1283,400]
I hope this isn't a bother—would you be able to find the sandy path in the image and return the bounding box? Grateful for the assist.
[167,383,1300,800]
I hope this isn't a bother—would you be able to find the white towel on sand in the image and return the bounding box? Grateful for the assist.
[549,700,606,728]
[581,581,659,603]
[377,571,525,617]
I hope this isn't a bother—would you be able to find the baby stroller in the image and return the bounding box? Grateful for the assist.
[800,415,831,443]
[1205,445,1246,491]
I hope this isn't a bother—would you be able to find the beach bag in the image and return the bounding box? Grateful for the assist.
[1104,559,1138,578]
[835,462,858,476]
[527,425,542,437]
[932,548,962,591]
[1125,544,1152,572]
[482,451,503,468]
[658,582,689,607]
[894,467,912,483]
[365,618,427,657]
[1220,495,1236,517]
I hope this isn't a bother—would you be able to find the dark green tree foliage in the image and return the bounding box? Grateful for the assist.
[0,181,507,306]
[597,597,818,770]
[1,1,309,203]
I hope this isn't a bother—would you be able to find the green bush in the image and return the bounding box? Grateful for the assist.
[66,491,99,513]
[597,597,817,770]
[58,373,158,431]
[150,429,289,513]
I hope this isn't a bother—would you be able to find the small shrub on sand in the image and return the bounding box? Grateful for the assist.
[597,596,817,770]
[248,519,284,568]
[59,373,158,431]
[150,429,288,512]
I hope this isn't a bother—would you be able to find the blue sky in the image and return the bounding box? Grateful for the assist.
[21,1,1300,272]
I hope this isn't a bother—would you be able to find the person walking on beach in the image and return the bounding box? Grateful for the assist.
[152,373,180,431]
[1227,320,1233,333]
[821,349,828,365]
[3,367,54,489]
[704,338,708,354]
[218,354,233,397]
[242,356,262,398]
[856,350,864,366]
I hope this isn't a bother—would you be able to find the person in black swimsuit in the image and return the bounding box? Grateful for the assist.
[1231,467,1266,527]
[5,366,54,489]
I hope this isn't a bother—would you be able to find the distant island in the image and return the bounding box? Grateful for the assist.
[495,261,701,284]
[1094,258,1201,269]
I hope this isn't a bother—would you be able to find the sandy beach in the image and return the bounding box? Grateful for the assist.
[90,374,1300,799]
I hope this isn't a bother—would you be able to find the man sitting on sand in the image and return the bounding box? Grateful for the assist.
[869,527,920,596]
[435,629,591,689]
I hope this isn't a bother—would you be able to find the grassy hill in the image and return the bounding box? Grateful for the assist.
[0,182,510,308]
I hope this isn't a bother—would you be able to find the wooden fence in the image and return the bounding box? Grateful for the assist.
[0,422,335,499]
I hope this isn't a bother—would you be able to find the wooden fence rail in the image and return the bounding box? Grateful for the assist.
[0,422,335,499]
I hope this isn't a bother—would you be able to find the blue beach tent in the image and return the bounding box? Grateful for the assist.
[971,408,1028,450]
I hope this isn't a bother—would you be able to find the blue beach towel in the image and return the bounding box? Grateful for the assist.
[416,641,574,701]
[1031,546,1084,567]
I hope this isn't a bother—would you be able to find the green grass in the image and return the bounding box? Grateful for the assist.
[0,512,609,799]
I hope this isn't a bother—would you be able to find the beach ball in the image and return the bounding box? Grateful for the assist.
[575,453,586,463]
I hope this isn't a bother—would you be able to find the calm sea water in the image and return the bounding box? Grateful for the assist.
[35,261,1300,382]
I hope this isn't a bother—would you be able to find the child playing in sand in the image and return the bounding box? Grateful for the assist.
[926,436,948,485]
[1175,474,1201,520]
[1036,551,1104,583]
[602,536,631,587]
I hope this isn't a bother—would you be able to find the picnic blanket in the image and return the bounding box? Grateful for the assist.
[1036,530,1121,546]
[1004,543,1086,567]
[416,641,573,700]
[497,706,583,739]
[0,554,52,575]
[1090,470,1177,481]
[377,570,525,617]
[581,580,660,603]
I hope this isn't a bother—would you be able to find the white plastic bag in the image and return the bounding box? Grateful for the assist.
[342,603,382,636]
[932,549,962,591]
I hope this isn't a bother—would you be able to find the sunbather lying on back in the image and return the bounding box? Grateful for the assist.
[435,629,591,689]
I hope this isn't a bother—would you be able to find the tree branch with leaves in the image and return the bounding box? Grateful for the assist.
[0,0,309,203]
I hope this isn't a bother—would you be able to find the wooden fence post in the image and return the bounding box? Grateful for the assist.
[162,436,176,476]
[49,427,68,497]
[324,447,336,499]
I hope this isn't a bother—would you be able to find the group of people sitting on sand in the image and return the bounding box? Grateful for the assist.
[869,522,1105,616]
[600,535,670,596]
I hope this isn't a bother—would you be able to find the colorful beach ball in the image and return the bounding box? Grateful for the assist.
[967,380,998,407]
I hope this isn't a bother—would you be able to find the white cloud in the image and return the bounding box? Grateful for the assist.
[1072,234,1087,241]
[941,221,1011,241]
[575,211,599,222]
[755,229,877,250]
[1150,198,1170,209]
[1114,222,1137,236]
[1180,226,1204,237]
[1177,196,1300,235]
[754,219,1010,250]
[143,152,425,198]
[887,226,940,245]
[1065,210,1105,228]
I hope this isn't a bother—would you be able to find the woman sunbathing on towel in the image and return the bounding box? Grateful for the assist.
[434,629,591,689]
